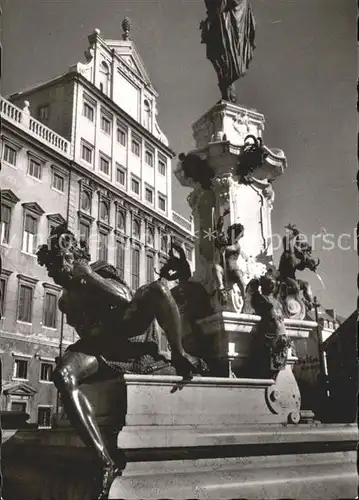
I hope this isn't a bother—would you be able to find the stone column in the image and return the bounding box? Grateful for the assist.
[175,101,288,376]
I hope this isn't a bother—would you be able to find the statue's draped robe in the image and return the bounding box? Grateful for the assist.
[203,0,255,86]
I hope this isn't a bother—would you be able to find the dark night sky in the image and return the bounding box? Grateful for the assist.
[1,0,356,317]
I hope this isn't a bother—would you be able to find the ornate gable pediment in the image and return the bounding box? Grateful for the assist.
[105,38,155,91]
[2,381,37,397]
[1,189,20,206]
[46,213,66,226]
[22,202,45,216]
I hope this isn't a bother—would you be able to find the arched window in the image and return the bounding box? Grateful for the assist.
[143,99,152,131]
[160,235,168,253]
[132,219,141,240]
[99,61,110,96]
[117,210,126,232]
[99,201,109,222]
[146,227,154,247]
[81,191,91,213]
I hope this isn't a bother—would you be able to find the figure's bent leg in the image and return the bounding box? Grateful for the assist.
[52,351,119,498]
[123,281,206,375]
[213,263,225,291]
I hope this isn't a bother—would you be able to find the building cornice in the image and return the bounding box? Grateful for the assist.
[1,119,72,167]
[8,72,176,157]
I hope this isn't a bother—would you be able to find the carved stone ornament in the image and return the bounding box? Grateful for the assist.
[187,187,203,211]
[212,174,234,202]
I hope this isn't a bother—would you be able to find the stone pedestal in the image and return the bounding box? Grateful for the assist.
[2,375,357,500]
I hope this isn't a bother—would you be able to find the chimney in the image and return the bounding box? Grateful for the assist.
[325,309,336,321]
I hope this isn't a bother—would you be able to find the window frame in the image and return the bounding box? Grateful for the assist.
[99,153,111,176]
[27,156,42,181]
[1,203,12,245]
[116,209,126,233]
[17,283,34,323]
[80,189,92,214]
[158,158,167,176]
[39,362,54,383]
[37,104,50,121]
[0,276,7,318]
[116,164,126,186]
[131,246,140,291]
[37,406,53,429]
[145,186,154,204]
[116,239,125,280]
[158,194,167,212]
[22,212,38,255]
[98,230,109,262]
[82,100,95,122]
[145,149,154,167]
[13,358,29,380]
[131,176,140,196]
[80,140,94,165]
[146,253,155,283]
[3,143,18,166]
[99,200,110,223]
[100,113,112,135]
[43,291,58,329]
[132,219,141,241]
[131,139,141,157]
[52,170,65,193]
[79,219,91,245]
[116,126,127,146]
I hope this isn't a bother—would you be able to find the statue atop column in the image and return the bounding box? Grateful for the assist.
[200,0,256,102]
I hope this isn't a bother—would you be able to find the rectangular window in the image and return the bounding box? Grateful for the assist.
[40,363,53,382]
[3,144,17,166]
[28,158,42,180]
[146,254,154,283]
[43,292,57,328]
[99,155,110,175]
[79,221,90,245]
[116,166,126,186]
[116,127,126,146]
[0,278,6,317]
[98,232,108,261]
[116,241,125,279]
[158,159,167,176]
[17,284,33,322]
[145,187,153,204]
[1,204,11,244]
[38,105,50,121]
[81,141,93,164]
[83,101,94,121]
[131,177,140,195]
[158,195,166,212]
[11,401,27,413]
[13,359,28,379]
[131,247,140,291]
[52,171,65,192]
[145,150,154,167]
[101,114,112,135]
[22,214,37,254]
[186,248,193,262]
[131,139,140,157]
[38,407,52,428]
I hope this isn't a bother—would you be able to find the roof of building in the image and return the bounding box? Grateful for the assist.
[305,306,345,325]
[322,310,357,350]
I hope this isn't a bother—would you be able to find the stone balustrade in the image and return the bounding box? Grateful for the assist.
[171,210,193,234]
[1,97,71,157]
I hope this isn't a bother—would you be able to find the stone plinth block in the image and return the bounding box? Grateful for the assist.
[2,415,357,500]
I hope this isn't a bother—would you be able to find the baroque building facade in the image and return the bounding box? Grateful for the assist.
[0,25,194,426]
